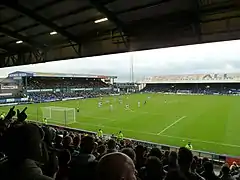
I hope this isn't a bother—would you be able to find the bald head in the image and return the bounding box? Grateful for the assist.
[97,152,136,180]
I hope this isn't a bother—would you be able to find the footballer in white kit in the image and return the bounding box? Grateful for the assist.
[98,102,102,108]
[138,101,141,107]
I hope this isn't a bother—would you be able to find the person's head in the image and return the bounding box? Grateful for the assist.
[146,156,164,180]
[97,145,106,155]
[221,165,230,176]
[178,147,193,171]
[55,135,63,145]
[3,123,43,162]
[73,134,81,148]
[203,161,214,173]
[97,152,136,180]
[107,139,116,150]
[135,145,146,158]
[168,151,177,167]
[121,148,136,162]
[119,131,122,134]
[80,136,95,154]
[99,129,101,131]
[149,147,162,160]
[62,136,72,149]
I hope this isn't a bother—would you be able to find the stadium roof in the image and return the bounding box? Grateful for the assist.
[8,71,117,79]
[1,0,240,68]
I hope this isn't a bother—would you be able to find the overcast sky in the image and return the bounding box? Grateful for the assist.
[1,40,240,82]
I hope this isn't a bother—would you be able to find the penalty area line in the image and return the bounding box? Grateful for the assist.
[157,116,187,135]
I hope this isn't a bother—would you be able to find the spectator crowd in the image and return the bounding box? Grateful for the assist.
[0,106,240,180]
[26,77,108,90]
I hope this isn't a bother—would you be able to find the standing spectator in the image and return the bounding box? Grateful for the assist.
[220,165,235,180]
[149,147,163,160]
[167,147,204,180]
[121,148,136,163]
[106,139,117,153]
[1,123,54,180]
[164,151,178,172]
[97,152,136,180]
[140,156,164,180]
[135,145,147,171]
[56,150,71,180]
[201,161,220,180]
[69,136,96,180]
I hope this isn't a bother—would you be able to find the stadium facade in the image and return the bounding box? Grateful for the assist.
[141,73,240,95]
[0,71,117,105]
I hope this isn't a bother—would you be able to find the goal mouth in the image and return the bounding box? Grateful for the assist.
[41,106,76,125]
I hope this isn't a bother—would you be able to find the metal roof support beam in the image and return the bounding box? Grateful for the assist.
[1,0,81,44]
[88,0,129,49]
[0,26,43,47]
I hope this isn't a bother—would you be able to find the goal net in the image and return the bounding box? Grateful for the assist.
[41,106,76,125]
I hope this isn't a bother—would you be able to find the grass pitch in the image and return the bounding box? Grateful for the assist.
[1,93,240,156]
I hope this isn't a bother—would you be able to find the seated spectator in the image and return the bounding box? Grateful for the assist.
[201,161,220,180]
[2,123,54,180]
[220,165,235,180]
[107,139,117,153]
[97,152,136,180]
[140,156,164,180]
[121,148,136,163]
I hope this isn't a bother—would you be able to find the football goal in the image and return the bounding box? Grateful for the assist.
[41,106,76,125]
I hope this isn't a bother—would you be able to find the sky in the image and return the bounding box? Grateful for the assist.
[1,39,240,82]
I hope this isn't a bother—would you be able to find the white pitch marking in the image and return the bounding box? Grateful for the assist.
[157,116,186,135]
[73,121,240,148]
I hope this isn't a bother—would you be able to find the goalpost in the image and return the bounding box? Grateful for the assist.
[41,106,76,125]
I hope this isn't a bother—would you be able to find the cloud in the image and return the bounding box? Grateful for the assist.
[1,39,240,81]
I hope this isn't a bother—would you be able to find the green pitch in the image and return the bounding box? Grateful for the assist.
[1,93,240,156]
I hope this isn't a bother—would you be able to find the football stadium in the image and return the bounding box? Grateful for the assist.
[1,71,240,158]
[2,0,240,179]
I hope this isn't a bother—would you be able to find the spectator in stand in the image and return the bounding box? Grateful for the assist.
[163,151,178,172]
[1,123,54,180]
[62,136,73,152]
[97,145,106,160]
[69,136,96,180]
[135,145,147,171]
[201,161,220,180]
[55,135,63,149]
[56,150,71,180]
[97,152,137,180]
[121,148,136,163]
[72,134,81,151]
[149,147,163,160]
[140,156,164,180]
[162,150,170,166]
[107,139,117,153]
[166,147,204,180]
[220,165,235,180]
